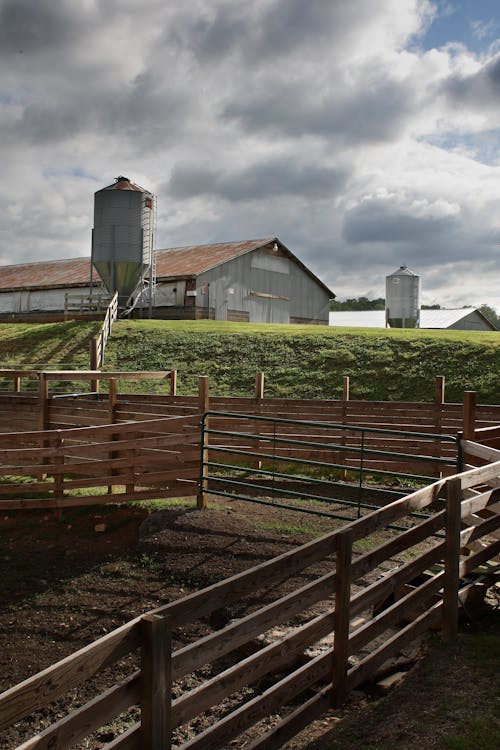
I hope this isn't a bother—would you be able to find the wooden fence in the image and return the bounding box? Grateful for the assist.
[0,370,498,511]
[1,443,498,749]
[0,413,200,510]
[89,291,119,374]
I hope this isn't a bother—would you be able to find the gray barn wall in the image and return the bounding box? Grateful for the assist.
[448,311,495,331]
[195,248,329,324]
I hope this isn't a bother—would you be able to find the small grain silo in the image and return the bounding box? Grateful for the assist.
[385,265,420,328]
[91,176,155,312]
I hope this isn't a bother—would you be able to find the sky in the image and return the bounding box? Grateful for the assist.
[0,0,499,311]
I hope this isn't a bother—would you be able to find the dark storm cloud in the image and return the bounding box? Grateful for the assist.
[342,198,459,246]
[164,0,367,64]
[223,76,415,144]
[442,53,500,108]
[167,157,348,201]
[0,0,88,55]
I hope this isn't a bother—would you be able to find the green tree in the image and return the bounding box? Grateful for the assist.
[478,304,500,329]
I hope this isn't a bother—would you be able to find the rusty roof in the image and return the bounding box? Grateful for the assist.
[155,238,276,278]
[0,237,334,296]
[96,176,147,193]
[0,257,92,291]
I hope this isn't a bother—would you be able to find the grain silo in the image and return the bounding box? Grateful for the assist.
[385,265,420,328]
[91,176,155,312]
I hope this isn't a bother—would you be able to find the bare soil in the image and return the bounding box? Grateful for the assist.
[0,498,498,749]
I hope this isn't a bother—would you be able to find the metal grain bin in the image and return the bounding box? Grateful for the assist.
[385,265,420,328]
[92,176,154,304]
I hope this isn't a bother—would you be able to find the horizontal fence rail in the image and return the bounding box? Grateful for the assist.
[0,413,200,509]
[1,445,498,749]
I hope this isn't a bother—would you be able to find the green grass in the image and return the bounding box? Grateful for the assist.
[0,321,100,367]
[440,718,500,750]
[0,318,498,403]
[102,319,499,402]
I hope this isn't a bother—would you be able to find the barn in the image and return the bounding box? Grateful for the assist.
[328,309,498,331]
[0,237,333,325]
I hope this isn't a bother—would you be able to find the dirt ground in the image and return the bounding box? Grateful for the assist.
[0,497,498,749]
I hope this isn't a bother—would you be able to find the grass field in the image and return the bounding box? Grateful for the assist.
[0,318,498,403]
[103,319,500,403]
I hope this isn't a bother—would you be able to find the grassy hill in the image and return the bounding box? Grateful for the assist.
[102,320,500,404]
[0,319,498,403]
[0,321,100,369]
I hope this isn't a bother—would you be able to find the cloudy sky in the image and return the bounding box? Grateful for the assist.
[1,0,499,310]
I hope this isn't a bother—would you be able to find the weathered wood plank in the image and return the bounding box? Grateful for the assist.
[0,623,141,731]
[346,602,442,693]
[177,651,332,750]
[14,673,140,750]
[172,611,333,729]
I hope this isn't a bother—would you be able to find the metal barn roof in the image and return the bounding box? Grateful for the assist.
[0,257,91,291]
[328,309,497,330]
[0,237,334,297]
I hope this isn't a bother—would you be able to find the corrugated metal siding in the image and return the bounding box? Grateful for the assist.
[0,286,95,313]
[448,311,495,331]
[195,248,328,324]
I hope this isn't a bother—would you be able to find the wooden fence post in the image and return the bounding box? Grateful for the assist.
[442,477,462,642]
[52,431,65,520]
[462,391,476,441]
[38,372,49,431]
[342,375,350,403]
[108,378,118,495]
[197,376,210,509]
[434,376,445,476]
[340,376,350,481]
[255,371,265,400]
[253,372,265,469]
[435,375,445,405]
[332,528,352,707]
[89,337,100,394]
[170,370,177,397]
[141,614,172,750]
[13,374,21,393]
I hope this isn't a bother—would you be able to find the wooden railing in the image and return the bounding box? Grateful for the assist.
[0,413,200,510]
[1,449,498,749]
[64,291,113,320]
[89,291,119,373]
[0,371,499,435]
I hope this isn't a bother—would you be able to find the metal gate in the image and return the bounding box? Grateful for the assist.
[199,412,460,521]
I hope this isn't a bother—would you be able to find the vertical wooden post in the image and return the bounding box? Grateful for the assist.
[253,372,265,469]
[342,375,350,403]
[197,376,210,509]
[108,378,118,495]
[332,528,352,707]
[125,432,136,495]
[108,378,118,423]
[435,375,445,405]
[434,376,445,477]
[462,391,476,441]
[198,375,210,414]
[442,477,462,642]
[170,370,177,397]
[90,337,99,394]
[340,376,350,481]
[141,614,172,750]
[254,371,265,400]
[13,375,21,393]
[38,372,49,431]
[52,432,64,520]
